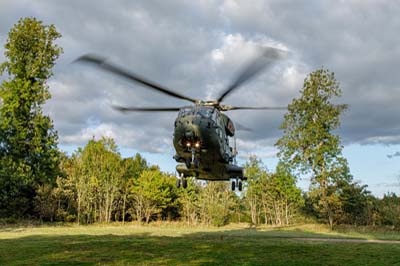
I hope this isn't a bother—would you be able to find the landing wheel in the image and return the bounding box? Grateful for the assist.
[231,181,236,191]
[182,178,188,189]
[176,179,181,188]
[238,181,243,192]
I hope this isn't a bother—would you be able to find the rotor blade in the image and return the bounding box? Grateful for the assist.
[216,47,286,103]
[75,54,198,103]
[222,105,287,111]
[112,105,181,113]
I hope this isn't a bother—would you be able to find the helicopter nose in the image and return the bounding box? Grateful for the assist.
[185,128,194,138]
[177,119,202,148]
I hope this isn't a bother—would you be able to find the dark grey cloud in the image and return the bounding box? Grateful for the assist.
[221,0,400,145]
[1,0,400,157]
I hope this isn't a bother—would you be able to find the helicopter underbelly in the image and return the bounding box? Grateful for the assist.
[175,160,244,181]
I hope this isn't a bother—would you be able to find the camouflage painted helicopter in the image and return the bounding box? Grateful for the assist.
[76,48,285,191]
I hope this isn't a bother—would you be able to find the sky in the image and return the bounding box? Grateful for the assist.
[0,0,399,196]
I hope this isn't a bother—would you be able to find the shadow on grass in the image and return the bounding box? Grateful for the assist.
[1,228,400,266]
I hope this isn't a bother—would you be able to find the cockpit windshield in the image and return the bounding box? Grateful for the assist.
[197,107,214,118]
[178,106,218,121]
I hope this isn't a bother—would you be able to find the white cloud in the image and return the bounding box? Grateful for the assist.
[363,135,400,145]
[238,151,278,160]
[64,123,116,144]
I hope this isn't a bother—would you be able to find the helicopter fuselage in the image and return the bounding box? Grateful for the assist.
[173,105,244,181]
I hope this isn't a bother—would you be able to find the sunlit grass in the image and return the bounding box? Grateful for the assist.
[1,223,400,265]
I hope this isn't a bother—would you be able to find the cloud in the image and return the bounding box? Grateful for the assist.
[387,152,400,159]
[220,0,400,146]
[373,182,400,188]
[1,0,400,159]
[238,151,277,161]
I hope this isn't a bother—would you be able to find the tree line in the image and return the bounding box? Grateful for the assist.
[22,137,400,228]
[1,18,400,228]
[29,136,305,226]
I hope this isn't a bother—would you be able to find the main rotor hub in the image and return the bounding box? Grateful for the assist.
[195,100,219,108]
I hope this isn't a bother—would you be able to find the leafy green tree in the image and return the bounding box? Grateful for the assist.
[197,181,237,226]
[34,183,58,222]
[62,150,87,223]
[338,181,371,225]
[244,157,303,226]
[178,178,200,225]
[58,138,125,224]
[0,17,63,217]
[272,162,304,225]
[57,140,157,224]
[130,168,177,223]
[118,154,148,223]
[52,174,77,222]
[275,68,350,228]
[78,138,124,223]
[244,156,265,225]
[378,193,400,228]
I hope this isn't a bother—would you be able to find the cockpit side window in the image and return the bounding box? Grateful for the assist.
[212,110,222,126]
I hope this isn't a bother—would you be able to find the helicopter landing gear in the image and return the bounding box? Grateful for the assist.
[231,177,243,192]
[238,180,242,191]
[176,174,188,189]
[191,148,195,164]
[184,149,199,169]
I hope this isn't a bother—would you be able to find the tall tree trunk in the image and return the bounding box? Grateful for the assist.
[77,194,81,225]
[250,197,257,226]
[285,200,289,225]
[122,194,126,224]
[328,207,334,229]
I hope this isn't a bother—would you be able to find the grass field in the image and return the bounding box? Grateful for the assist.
[1,223,400,266]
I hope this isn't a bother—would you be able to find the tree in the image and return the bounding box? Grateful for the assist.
[178,178,200,225]
[118,154,147,223]
[197,181,237,226]
[58,138,125,224]
[243,156,264,226]
[276,68,350,228]
[74,138,124,223]
[378,193,400,228]
[244,157,303,226]
[339,181,371,225]
[271,162,304,225]
[83,138,123,223]
[34,183,58,222]
[0,17,63,217]
[130,168,177,223]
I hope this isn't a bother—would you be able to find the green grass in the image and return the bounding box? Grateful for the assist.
[1,223,400,266]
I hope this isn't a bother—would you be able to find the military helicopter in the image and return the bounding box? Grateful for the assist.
[75,47,286,191]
